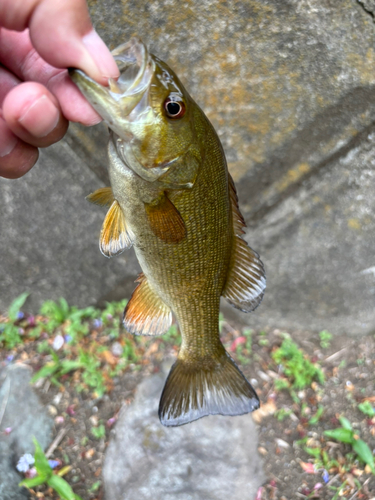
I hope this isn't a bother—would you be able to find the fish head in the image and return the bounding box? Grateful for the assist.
[70,38,201,188]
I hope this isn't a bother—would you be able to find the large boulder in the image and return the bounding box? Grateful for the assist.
[0,364,53,500]
[1,0,375,334]
[103,371,265,500]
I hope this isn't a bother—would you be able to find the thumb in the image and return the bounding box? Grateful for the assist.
[1,0,119,84]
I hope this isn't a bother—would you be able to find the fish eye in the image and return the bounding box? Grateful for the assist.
[164,98,186,119]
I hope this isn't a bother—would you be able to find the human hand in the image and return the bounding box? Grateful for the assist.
[0,0,119,179]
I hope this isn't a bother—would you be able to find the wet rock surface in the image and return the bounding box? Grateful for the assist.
[1,0,375,334]
[103,371,264,500]
[0,364,53,500]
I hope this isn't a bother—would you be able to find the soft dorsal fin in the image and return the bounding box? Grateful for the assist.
[124,273,172,335]
[86,187,114,207]
[100,200,133,257]
[222,175,266,312]
[144,193,186,244]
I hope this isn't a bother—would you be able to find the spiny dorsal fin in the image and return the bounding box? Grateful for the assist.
[100,200,133,257]
[124,273,172,335]
[159,349,259,427]
[144,193,186,244]
[222,174,266,312]
[86,187,114,207]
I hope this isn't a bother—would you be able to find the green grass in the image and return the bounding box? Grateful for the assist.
[324,416,375,474]
[19,438,83,500]
[91,424,106,440]
[1,293,186,398]
[0,292,29,348]
[358,401,375,417]
[272,336,325,391]
[319,329,332,349]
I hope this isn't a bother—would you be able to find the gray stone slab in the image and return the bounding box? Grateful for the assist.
[0,363,53,500]
[103,369,264,500]
[223,126,375,335]
[0,138,140,313]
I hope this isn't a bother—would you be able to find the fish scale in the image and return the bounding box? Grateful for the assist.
[70,37,266,426]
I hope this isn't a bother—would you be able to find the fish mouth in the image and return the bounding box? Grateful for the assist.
[69,38,155,140]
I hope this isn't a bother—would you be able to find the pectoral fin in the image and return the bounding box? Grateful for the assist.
[86,187,114,207]
[124,273,172,335]
[144,193,186,244]
[222,175,266,312]
[100,200,133,257]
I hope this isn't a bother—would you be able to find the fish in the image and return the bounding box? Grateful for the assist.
[69,38,266,427]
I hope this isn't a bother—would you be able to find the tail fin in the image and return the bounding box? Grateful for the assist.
[158,352,259,427]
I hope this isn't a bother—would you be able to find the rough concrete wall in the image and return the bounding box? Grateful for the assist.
[1,0,375,334]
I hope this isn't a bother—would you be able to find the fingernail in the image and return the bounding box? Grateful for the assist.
[0,122,18,157]
[82,30,119,80]
[18,95,60,138]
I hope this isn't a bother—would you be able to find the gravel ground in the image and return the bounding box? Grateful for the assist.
[1,302,375,500]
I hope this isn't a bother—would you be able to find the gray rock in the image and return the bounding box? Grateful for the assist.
[224,125,375,335]
[0,364,53,500]
[1,0,375,335]
[0,139,140,313]
[358,0,375,18]
[103,370,264,500]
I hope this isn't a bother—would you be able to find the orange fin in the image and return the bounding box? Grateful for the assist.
[222,175,266,312]
[144,194,186,244]
[124,273,172,335]
[86,187,114,207]
[159,350,259,427]
[100,200,133,257]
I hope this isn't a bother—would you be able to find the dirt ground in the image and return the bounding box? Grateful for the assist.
[1,306,375,500]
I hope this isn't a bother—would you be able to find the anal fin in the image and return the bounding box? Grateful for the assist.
[222,174,266,312]
[124,273,172,335]
[86,187,114,207]
[100,200,133,257]
[159,350,259,427]
[144,193,186,244]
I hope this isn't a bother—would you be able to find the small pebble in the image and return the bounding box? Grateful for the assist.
[275,438,290,449]
[85,448,95,459]
[111,342,123,357]
[258,371,271,382]
[52,334,64,351]
[90,415,99,426]
[47,405,58,416]
[53,393,63,405]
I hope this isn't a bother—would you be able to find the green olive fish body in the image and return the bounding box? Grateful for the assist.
[70,39,266,427]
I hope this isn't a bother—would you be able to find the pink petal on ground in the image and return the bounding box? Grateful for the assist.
[256,487,264,500]
[300,461,315,474]
[230,336,246,351]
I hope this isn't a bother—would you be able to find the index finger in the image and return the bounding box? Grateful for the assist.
[0,0,119,84]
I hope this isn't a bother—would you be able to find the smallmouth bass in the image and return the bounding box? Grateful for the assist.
[70,38,266,427]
